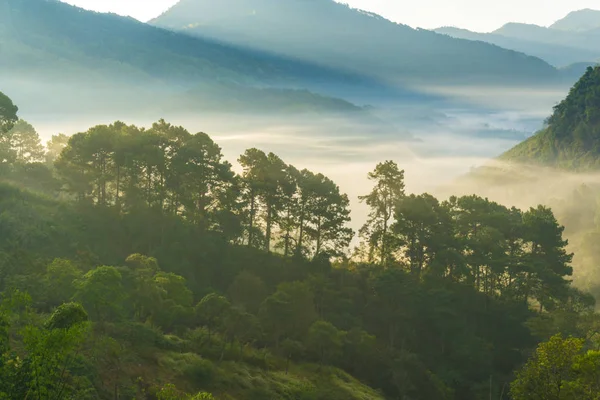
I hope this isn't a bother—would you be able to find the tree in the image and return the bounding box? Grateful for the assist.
[238,149,289,251]
[359,161,405,266]
[44,302,88,330]
[170,132,235,228]
[8,120,44,163]
[564,350,600,400]
[43,259,82,309]
[0,91,18,134]
[239,148,269,248]
[152,272,194,331]
[227,271,268,314]
[73,266,127,323]
[511,334,583,400]
[195,293,231,341]
[45,133,70,166]
[7,302,90,399]
[280,339,305,374]
[393,194,453,278]
[306,320,343,366]
[522,206,574,310]
[305,173,353,258]
[278,165,300,258]
[259,281,317,348]
[56,124,118,204]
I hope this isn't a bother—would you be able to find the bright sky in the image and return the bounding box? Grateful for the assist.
[63,0,600,32]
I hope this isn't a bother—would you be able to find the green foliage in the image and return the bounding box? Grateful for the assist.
[45,302,88,330]
[157,383,215,400]
[501,66,600,170]
[74,266,126,322]
[0,299,89,399]
[44,258,82,309]
[306,320,343,365]
[227,271,268,314]
[510,334,600,400]
[359,160,405,265]
[0,90,18,134]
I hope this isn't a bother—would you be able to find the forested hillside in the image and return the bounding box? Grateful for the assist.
[2,87,600,399]
[501,65,600,169]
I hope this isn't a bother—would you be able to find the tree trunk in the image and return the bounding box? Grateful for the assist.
[265,201,272,252]
[315,216,322,257]
[381,211,388,266]
[297,202,306,255]
[248,190,255,247]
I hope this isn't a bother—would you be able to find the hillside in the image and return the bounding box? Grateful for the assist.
[500,66,600,170]
[151,0,561,85]
[0,0,394,116]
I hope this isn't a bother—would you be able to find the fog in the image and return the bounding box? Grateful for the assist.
[24,83,569,231]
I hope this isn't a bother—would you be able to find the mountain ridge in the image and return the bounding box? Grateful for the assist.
[434,26,599,67]
[151,0,563,85]
[0,0,418,116]
[436,9,600,68]
[550,9,600,32]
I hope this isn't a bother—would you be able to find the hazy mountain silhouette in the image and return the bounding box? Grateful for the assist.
[151,0,562,85]
[550,9,600,32]
[500,66,600,170]
[492,19,600,55]
[434,26,598,68]
[435,9,600,68]
[0,0,415,116]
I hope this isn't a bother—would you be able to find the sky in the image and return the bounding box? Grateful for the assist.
[63,0,600,32]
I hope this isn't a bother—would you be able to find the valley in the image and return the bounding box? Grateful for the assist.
[3,1,600,399]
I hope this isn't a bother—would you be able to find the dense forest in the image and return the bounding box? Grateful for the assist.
[2,86,600,400]
[501,65,600,170]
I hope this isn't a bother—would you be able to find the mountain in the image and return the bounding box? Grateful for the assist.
[434,26,599,68]
[0,0,404,116]
[435,10,600,68]
[492,21,600,54]
[151,0,562,85]
[500,66,600,170]
[550,9,600,32]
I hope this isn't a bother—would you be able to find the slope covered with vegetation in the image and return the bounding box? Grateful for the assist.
[500,66,600,170]
[3,88,600,399]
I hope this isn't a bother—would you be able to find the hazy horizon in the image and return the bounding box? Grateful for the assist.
[62,0,600,32]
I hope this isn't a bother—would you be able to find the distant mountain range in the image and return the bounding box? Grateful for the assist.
[2,0,595,125]
[500,66,600,170]
[548,9,600,32]
[1,0,413,117]
[435,9,600,68]
[150,0,571,85]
